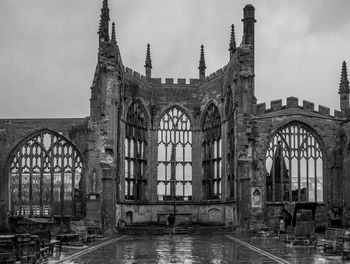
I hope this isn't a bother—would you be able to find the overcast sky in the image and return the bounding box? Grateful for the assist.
[0,0,350,118]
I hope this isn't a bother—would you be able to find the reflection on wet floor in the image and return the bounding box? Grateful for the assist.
[43,233,350,264]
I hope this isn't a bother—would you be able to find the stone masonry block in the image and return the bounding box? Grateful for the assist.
[216,69,223,75]
[303,100,314,111]
[318,105,330,116]
[271,99,282,111]
[286,97,298,108]
[125,67,133,75]
[133,71,140,79]
[150,78,161,84]
[177,79,186,85]
[256,103,266,114]
[190,79,200,84]
[334,110,342,118]
[165,78,174,84]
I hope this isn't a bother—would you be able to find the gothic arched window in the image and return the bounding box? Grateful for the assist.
[157,107,192,201]
[266,123,323,203]
[202,104,222,199]
[9,130,83,217]
[125,100,147,200]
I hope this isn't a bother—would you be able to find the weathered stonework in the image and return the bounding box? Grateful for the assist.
[1,1,350,232]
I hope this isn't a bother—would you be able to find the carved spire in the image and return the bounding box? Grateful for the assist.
[339,61,350,115]
[198,44,206,79]
[111,22,116,43]
[145,43,152,78]
[339,61,349,94]
[229,24,236,58]
[98,0,110,42]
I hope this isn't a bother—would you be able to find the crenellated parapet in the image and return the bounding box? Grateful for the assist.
[256,96,342,119]
[124,65,226,86]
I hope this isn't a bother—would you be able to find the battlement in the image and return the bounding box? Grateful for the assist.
[256,96,342,119]
[124,65,227,86]
[203,66,227,83]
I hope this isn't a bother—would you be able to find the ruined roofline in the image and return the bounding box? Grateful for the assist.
[124,65,227,86]
[256,97,342,119]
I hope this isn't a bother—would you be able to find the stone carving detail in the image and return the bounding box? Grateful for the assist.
[90,169,98,193]
[251,187,262,208]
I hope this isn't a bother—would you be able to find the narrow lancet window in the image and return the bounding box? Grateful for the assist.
[125,100,147,200]
[202,104,222,199]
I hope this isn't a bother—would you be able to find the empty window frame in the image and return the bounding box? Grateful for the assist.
[125,100,147,200]
[157,107,192,201]
[9,130,83,217]
[202,103,222,199]
[266,123,323,203]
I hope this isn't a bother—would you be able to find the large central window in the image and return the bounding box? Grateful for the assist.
[266,122,323,203]
[9,130,83,217]
[157,107,192,201]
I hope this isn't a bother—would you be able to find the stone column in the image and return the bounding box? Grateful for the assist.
[237,158,252,229]
[192,130,201,202]
[100,161,116,236]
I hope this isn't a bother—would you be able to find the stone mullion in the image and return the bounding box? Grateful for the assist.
[288,128,292,203]
[40,137,44,215]
[314,158,318,202]
[280,142,283,202]
[72,153,76,215]
[50,136,55,216]
[29,144,33,217]
[297,126,301,201]
[60,144,65,216]
[271,151,275,202]
[306,146,309,202]
[18,152,23,216]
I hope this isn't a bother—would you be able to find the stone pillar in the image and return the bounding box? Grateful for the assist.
[192,130,202,202]
[237,158,251,228]
[100,161,116,236]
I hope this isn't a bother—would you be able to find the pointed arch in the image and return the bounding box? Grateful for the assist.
[265,121,324,203]
[156,105,193,129]
[157,106,192,201]
[7,129,84,217]
[124,100,148,200]
[202,103,222,200]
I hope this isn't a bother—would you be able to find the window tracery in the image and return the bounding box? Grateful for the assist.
[9,130,83,217]
[157,107,192,201]
[202,104,222,199]
[266,123,323,202]
[124,100,147,200]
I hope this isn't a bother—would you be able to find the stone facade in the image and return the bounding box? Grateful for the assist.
[1,1,350,232]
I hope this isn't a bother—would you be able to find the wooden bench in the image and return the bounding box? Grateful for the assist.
[0,235,16,263]
[75,225,96,243]
[31,230,62,257]
[14,233,40,263]
[314,228,345,252]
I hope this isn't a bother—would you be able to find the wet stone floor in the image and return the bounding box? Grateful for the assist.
[42,233,350,264]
